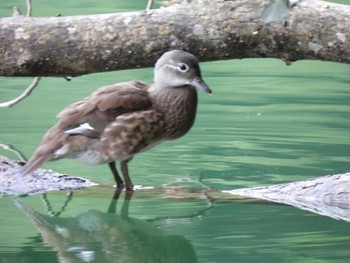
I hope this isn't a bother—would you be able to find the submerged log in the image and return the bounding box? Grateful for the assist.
[225,172,350,222]
[1,155,350,221]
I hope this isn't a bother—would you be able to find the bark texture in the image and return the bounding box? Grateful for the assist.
[0,0,349,77]
[0,156,97,197]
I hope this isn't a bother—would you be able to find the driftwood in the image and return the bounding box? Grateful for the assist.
[225,173,350,222]
[0,156,97,197]
[0,0,349,77]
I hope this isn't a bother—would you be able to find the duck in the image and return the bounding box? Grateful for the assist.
[21,50,212,190]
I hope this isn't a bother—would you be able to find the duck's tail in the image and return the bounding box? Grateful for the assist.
[21,147,54,175]
[21,125,64,175]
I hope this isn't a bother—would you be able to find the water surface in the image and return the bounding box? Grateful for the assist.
[1,1,350,262]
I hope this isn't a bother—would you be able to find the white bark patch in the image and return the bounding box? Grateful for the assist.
[308,42,322,53]
[67,27,77,34]
[16,49,32,67]
[15,28,30,40]
[123,17,132,26]
[193,24,204,36]
[336,32,346,43]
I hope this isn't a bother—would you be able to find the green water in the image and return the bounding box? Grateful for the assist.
[1,1,350,262]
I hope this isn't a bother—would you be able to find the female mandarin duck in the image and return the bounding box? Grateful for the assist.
[22,50,212,190]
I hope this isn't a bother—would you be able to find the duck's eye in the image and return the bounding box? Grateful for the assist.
[177,63,189,72]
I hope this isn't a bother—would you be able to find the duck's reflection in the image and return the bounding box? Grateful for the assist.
[13,190,198,263]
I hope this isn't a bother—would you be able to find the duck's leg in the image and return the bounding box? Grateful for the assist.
[108,162,124,188]
[107,188,122,214]
[120,158,133,191]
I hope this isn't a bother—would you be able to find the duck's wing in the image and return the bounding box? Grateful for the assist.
[99,110,165,161]
[22,81,151,175]
[57,80,152,134]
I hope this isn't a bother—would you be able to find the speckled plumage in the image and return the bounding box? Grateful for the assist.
[22,50,211,190]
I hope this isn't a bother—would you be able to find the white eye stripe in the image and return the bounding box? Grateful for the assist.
[164,64,178,70]
[163,63,190,72]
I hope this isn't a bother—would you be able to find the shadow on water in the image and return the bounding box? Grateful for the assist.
[9,191,199,263]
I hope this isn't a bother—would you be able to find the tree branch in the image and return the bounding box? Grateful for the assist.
[0,0,349,77]
[146,0,154,10]
[26,0,32,17]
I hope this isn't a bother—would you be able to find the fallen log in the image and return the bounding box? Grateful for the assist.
[1,0,350,77]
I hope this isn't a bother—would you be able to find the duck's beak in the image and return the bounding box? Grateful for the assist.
[191,77,212,94]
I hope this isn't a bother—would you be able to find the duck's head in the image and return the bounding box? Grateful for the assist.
[154,50,212,94]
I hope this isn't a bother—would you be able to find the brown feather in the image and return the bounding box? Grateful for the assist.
[100,110,165,160]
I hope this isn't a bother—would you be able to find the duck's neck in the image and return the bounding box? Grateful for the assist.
[149,84,198,140]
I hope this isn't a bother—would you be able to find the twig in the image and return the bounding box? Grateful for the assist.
[0,142,27,161]
[0,77,41,108]
[41,192,73,217]
[26,0,32,17]
[12,6,23,17]
[3,0,39,108]
[146,0,154,10]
